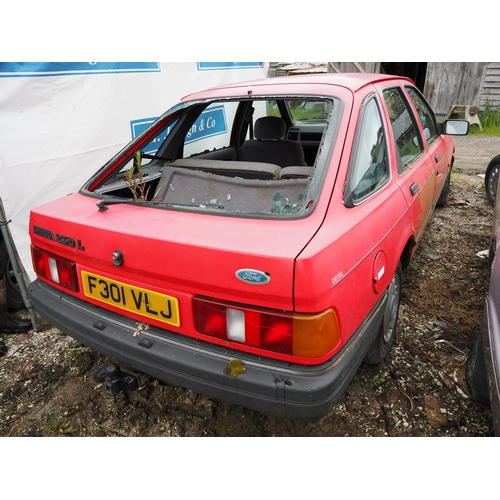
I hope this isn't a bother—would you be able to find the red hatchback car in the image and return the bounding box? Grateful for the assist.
[28,73,468,419]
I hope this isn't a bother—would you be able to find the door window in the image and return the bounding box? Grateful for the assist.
[405,86,438,147]
[383,87,424,174]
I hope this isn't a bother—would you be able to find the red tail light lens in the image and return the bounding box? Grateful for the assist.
[193,296,340,361]
[31,245,79,292]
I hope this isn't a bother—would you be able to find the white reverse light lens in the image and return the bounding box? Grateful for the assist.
[226,308,245,342]
[48,257,60,283]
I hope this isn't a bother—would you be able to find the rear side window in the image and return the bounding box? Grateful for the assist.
[383,87,424,174]
[344,96,389,206]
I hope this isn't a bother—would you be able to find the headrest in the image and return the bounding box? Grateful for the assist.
[254,116,286,140]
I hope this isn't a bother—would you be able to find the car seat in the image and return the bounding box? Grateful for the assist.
[241,116,307,168]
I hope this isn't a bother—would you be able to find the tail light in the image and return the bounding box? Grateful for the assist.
[31,245,79,292]
[193,296,340,361]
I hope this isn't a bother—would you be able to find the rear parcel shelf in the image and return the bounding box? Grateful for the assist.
[154,166,309,214]
[165,158,282,180]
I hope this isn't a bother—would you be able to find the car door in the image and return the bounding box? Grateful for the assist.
[404,85,452,202]
[379,84,435,243]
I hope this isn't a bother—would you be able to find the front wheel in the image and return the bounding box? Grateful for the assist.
[365,262,402,364]
[436,168,451,208]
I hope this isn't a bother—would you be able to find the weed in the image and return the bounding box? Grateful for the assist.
[44,415,61,435]
[44,415,74,436]
[470,103,500,136]
[126,151,151,201]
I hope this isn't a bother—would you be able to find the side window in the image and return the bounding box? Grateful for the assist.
[383,87,424,174]
[345,97,389,206]
[405,86,438,147]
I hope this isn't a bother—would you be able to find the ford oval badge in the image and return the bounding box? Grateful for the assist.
[235,269,271,285]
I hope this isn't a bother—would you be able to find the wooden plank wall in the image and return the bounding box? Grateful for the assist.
[479,63,500,110]
[327,62,381,73]
[423,62,488,115]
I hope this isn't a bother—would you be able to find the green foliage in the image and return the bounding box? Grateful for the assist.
[44,415,74,436]
[266,100,329,121]
[126,151,151,200]
[469,103,500,136]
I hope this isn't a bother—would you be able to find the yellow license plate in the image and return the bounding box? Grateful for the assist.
[81,271,180,327]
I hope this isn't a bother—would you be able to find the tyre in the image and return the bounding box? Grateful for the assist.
[489,236,496,270]
[0,239,25,310]
[436,168,451,208]
[365,262,402,364]
[466,335,490,405]
[485,154,500,207]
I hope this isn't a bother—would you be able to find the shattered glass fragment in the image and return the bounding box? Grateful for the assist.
[271,200,300,214]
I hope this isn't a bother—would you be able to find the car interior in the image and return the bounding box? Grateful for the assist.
[90,97,334,216]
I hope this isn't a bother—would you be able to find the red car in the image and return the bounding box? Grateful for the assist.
[28,74,469,419]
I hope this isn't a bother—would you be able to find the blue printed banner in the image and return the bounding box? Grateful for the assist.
[0,62,160,78]
[197,62,263,70]
[130,105,227,153]
[130,117,173,155]
[185,105,227,143]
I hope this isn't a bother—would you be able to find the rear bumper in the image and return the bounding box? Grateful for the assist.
[29,279,386,420]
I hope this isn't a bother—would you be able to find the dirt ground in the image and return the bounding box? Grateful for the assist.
[1,135,500,437]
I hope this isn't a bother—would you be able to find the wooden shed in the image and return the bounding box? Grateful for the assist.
[270,62,500,116]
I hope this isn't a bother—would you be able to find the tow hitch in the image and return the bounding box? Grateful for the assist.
[93,363,139,395]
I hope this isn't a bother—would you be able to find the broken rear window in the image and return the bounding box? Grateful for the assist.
[86,96,339,218]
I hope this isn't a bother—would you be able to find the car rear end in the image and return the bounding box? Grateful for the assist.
[29,188,362,419]
[28,77,370,419]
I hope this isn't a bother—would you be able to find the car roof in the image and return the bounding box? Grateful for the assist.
[182,73,415,101]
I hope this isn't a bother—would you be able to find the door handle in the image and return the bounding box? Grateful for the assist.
[434,154,441,163]
[410,183,419,196]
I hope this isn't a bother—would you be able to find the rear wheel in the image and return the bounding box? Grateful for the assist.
[0,239,24,310]
[365,262,402,364]
[466,335,490,405]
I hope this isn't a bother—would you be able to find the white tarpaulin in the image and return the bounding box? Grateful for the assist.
[0,62,268,282]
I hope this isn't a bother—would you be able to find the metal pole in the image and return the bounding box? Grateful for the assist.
[0,197,41,331]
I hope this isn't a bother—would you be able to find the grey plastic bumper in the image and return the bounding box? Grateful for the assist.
[29,278,385,420]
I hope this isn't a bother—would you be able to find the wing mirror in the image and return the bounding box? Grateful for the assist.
[441,119,470,136]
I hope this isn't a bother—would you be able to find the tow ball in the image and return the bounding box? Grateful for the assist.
[93,363,139,395]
